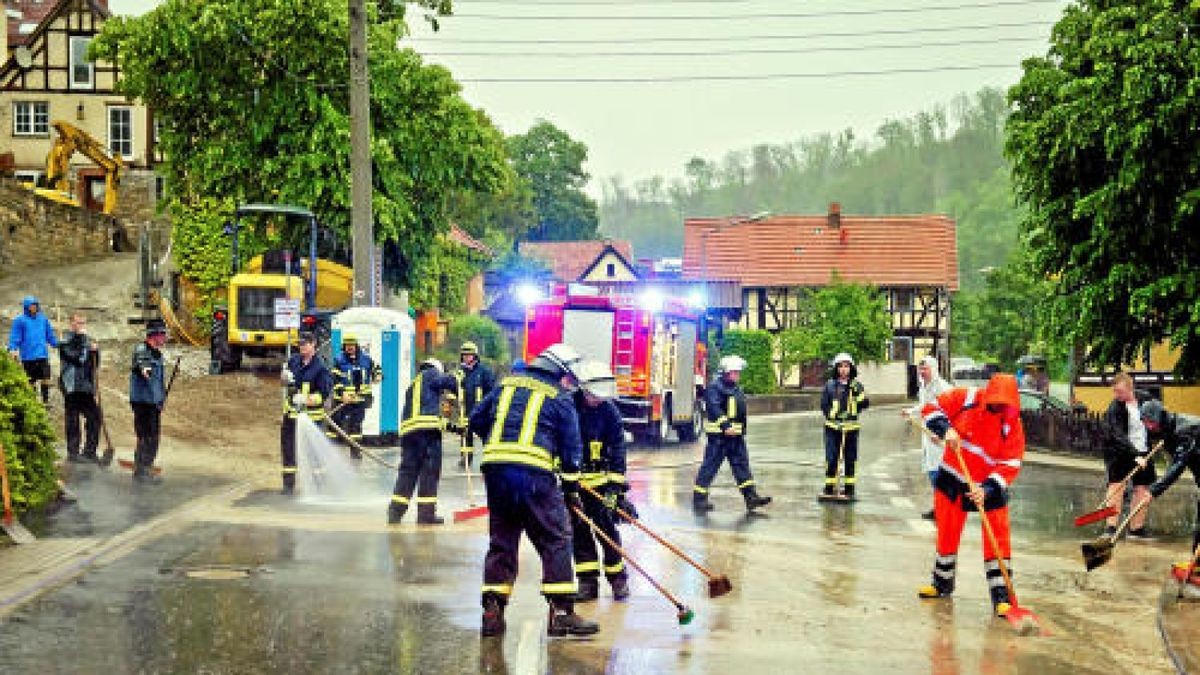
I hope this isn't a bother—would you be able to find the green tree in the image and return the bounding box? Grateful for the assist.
[0,358,58,512]
[446,315,510,366]
[805,279,892,365]
[509,120,599,241]
[775,326,818,389]
[1006,1,1200,376]
[93,0,511,313]
[954,258,1047,369]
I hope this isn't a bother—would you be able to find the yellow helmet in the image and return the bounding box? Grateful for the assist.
[460,341,479,356]
[342,332,358,347]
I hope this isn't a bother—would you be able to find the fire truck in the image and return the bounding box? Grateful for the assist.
[523,287,707,444]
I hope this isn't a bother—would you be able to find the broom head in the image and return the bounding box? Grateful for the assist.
[1073,506,1118,527]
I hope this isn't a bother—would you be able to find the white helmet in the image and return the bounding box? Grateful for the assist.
[420,357,444,374]
[529,343,582,379]
[832,352,854,367]
[718,355,748,374]
[576,360,617,400]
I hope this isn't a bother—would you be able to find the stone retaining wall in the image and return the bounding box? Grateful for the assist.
[0,176,120,270]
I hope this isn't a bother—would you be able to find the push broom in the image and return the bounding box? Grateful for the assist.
[1073,440,1163,527]
[580,483,731,597]
[570,503,695,625]
[453,432,488,522]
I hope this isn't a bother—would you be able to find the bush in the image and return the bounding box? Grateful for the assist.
[0,357,59,512]
[721,329,777,394]
[446,315,510,365]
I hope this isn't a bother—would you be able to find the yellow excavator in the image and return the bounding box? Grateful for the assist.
[25,120,125,214]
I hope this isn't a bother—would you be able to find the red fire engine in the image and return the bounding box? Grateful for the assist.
[523,286,707,444]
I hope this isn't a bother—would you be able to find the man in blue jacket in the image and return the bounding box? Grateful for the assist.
[8,295,59,404]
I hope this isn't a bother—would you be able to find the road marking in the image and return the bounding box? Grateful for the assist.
[890,496,915,509]
[515,618,544,674]
[908,519,936,535]
[879,481,900,492]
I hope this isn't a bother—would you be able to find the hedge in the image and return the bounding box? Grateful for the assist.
[0,357,59,513]
[720,329,777,394]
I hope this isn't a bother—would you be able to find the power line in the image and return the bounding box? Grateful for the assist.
[457,62,1019,83]
[420,35,1045,58]
[449,0,1062,21]
[405,19,1055,44]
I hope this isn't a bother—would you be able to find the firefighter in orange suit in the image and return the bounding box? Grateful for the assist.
[917,373,1025,617]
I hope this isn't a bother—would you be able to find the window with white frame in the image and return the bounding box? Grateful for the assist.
[12,101,49,136]
[69,36,94,89]
[14,171,43,187]
[107,106,133,159]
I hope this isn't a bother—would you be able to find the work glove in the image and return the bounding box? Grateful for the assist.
[291,393,307,407]
[281,369,295,385]
[601,489,618,511]
[615,495,638,523]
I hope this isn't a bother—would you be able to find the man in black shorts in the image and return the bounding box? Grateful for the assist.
[1102,372,1156,539]
[7,295,59,404]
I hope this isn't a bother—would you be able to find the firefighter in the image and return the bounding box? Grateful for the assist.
[821,352,870,499]
[570,360,631,602]
[1141,399,1200,584]
[469,343,599,638]
[330,333,380,457]
[388,358,457,525]
[692,355,772,513]
[280,332,334,495]
[454,341,497,468]
[918,373,1025,618]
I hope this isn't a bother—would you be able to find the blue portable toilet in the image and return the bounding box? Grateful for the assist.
[331,307,415,444]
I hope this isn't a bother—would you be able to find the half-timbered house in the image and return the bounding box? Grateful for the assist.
[2,0,159,219]
[682,204,959,370]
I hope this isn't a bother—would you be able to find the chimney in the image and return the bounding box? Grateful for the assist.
[827,202,842,229]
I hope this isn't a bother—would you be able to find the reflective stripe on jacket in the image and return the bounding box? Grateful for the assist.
[576,396,627,488]
[284,353,333,420]
[703,376,746,436]
[469,373,583,478]
[822,378,869,431]
[400,368,457,436]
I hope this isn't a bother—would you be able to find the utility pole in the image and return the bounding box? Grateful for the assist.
[348,0,375,307]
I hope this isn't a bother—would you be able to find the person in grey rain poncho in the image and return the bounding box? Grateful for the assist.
[905,356,950,519]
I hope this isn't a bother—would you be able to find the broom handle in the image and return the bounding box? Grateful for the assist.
[1112,495,1153,540]
[323,416,396,469]
[905,417,1021,603]
[948,441,1020,606]
[570,503,687,612]
[1100,440,1164,508]
[580,482,718,579]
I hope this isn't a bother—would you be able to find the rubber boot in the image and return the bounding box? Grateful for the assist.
[281,473,295,496]
[387,503,407,524]
[575,577,599,602]
[822,482,836,497]
[132,465,161,485]
[610,575,630,601]
[547,599,599,637]
[918,557,956,599]
[481,593,507,637]
[693,492,715,513]
[81,451,100,464]
[742,487,772,511]
[842,483,856,501]
[417,504,444,525]
[40,383,50,405]
[989,584,1012,617]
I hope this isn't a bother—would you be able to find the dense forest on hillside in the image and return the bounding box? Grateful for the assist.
[598,87,1019,291]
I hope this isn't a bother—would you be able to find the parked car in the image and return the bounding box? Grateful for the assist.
[1019,389,1088,416]
[951,362,1001,389]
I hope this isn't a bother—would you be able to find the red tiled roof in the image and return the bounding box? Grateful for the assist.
[447,224,493,257]
[682,211,958,290]
[7,0,109,49]
[519,239,634,282]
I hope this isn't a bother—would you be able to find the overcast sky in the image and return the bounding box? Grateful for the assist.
[109,0,1069,196]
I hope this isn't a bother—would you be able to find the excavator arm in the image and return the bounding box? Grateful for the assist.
[44,120,126,215]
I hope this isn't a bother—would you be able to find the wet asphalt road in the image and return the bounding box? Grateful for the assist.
[0,408,1194,674]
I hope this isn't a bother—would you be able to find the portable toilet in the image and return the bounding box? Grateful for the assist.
[331,307,416,444]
